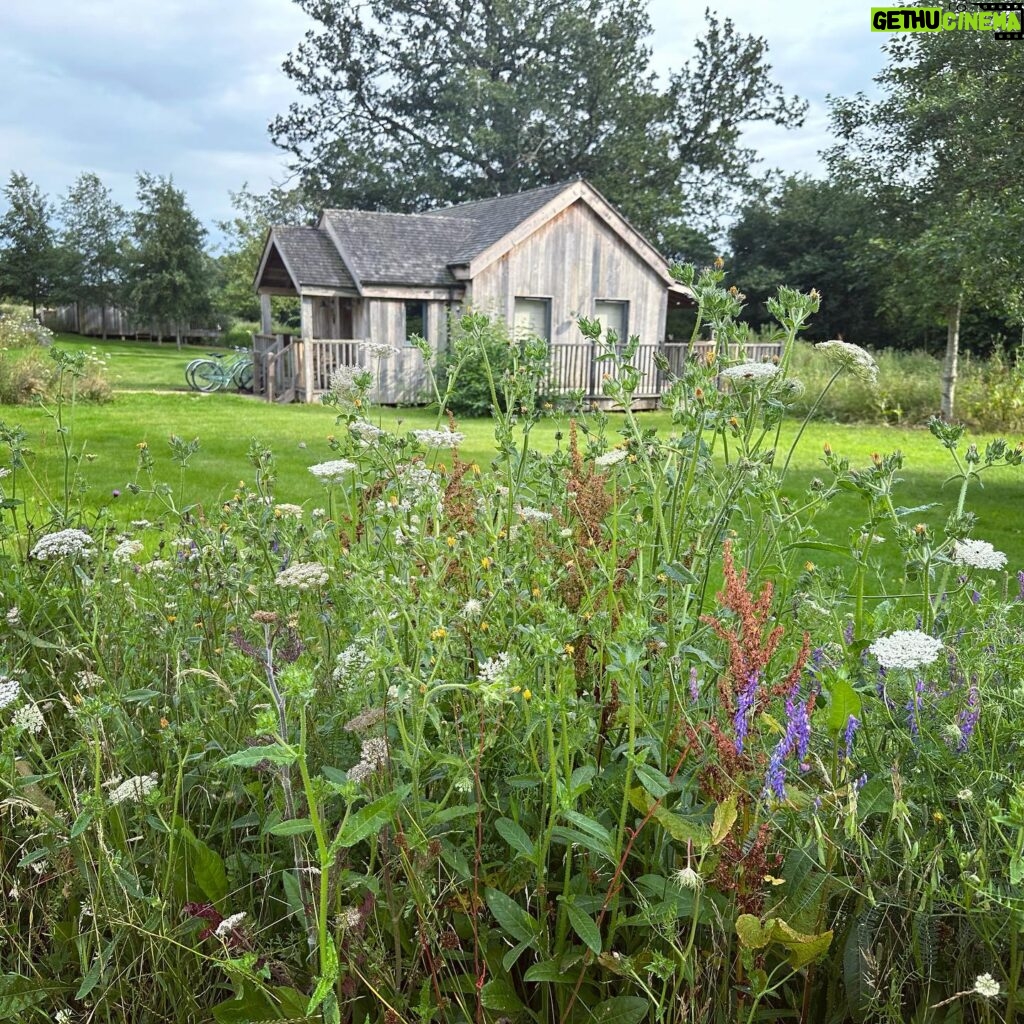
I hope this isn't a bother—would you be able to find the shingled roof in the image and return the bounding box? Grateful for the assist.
[272,225,355,291]
[258,181,673,293]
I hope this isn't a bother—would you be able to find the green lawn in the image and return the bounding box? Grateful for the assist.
[2,337,1022,572]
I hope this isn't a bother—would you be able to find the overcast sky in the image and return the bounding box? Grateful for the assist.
[0,1,887,244]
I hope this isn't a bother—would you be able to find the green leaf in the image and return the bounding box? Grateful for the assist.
[485,889,538,944]
[211,985,309,1022]
[177,827,229,904]
[480,979,525,1013]
[523,960,576,983]
[282,870,304,919]
[825,678,863,732]
[69,808,94,839]
[566,902,602,955]
[736,914,770,949]
[549,826,615,863]
[218,744,297,768]
[711,793,738,846]
[627,787,711,848]
[0,975,67,1017]
[634,762,671,798]
[332,786,408,851]
[306,935,339,1016]
[591,995,650,1024]
[268,818,314,837]
[495,817,536,859]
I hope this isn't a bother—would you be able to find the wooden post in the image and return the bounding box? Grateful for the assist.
[301,295,315,402]
[260,292,272,335]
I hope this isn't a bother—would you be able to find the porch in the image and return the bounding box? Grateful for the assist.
[251,333,783,407]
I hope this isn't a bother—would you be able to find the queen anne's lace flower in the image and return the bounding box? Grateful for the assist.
[0,676,20,709]
[308,459,356,484]
[349,737,389,782]
[275,562,329,590]
[214,912,247,937]
[973,973,1000,998]
[112,539,144,563]
[868,630,944,670]
[350,420,386,444]
[595,448,628,468]
[516,504,553,523]
[31,528,94,560]
[952,538,1008,571]
[11,702,43,734]
[412,429,464,448]
[364,342,397,359]
[720,362,779,383]
[477,652,510,684]
[108,773,159,805]
[273,503,304,518]
[815,340,879,384]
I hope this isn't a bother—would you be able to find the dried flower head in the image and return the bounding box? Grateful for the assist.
[214,912,247,938]
[815,340,878,384]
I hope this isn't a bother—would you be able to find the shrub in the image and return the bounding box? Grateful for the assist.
[437,311,517,416]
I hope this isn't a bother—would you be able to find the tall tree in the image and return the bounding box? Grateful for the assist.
[269,1,806,252]
[128,174,209,349]
[729,175,891,346]
[212,184,313,322]
[58,173,129,338]
[0,172,57,316]
[826,14,1024,420]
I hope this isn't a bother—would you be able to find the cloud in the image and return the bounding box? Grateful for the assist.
[0,0,887,232]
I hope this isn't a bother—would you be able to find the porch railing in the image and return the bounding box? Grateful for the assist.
[252,335,783,405]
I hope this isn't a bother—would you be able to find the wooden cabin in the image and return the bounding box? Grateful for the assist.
[251,179,697,404]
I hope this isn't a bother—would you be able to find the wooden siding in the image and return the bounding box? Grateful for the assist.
[467,199,668,350]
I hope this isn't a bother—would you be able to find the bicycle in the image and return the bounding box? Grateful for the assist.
[185,348,254,392]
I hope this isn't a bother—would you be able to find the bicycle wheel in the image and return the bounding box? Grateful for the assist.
[184,358,206,390]
[190,360,224,392]
[233,359,254,392]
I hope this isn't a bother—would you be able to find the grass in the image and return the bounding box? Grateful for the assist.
[2,390,1023,569]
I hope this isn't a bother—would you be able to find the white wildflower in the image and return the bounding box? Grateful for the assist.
[112,539,143,563]
[108,773,159,805]
[477,652,510,684]
[973,973,1000,998]
[364,341,397,359]
[815,340,878,384]
[349,737,389,782]
[462,598,483,618]
[6,606,21,627]
[516,504,553,523]
[412,429,465,449]
[31,528,94,561]
[957,788,973,801]
[672,866,704,892]
[719,362,779,384]
[952,539,1007,571]
[273,503,304,518]
[342,906,363,930]
[0,467,10,479]
[311,507,327,520]
[333,637,373,681]
[350,420,386,444]
[54,1009,73,1024]
[275,562,329,591]
[77,671,104,690]
[214,912,247,938]
[595,448,628,468]
[868,630,944,670]
[308,459,356,484]
[130,519,152,529]
[0,676,20,709]
[11,702,43,734]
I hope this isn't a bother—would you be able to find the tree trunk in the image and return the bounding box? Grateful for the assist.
[101,304,108,341]
[940,296,962,421]
[176,324,182,351]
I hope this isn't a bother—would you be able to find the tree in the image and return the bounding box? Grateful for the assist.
[128,174,210,349]
[58,173,129,338]
[212,184,313,322]
[826,17,1024,419]
[728,176,891,346]
[269,1,806,253]
[0,172,57,316]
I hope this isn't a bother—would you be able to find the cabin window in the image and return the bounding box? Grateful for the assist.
[513,297,551,343]
[595,300,628,344]
[405,301,427,344]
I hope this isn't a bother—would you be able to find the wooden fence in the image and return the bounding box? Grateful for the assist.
[252,335,782,406]
[43,304,222,342]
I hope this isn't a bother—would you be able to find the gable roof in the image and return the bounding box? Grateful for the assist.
[268,225,356,291]
[257,181,686,295]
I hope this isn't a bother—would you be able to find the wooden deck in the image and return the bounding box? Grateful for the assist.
[252,334,782,407]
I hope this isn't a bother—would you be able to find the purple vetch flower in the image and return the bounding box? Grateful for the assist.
[111,489,121,498]
[853,773,868,792]
[970,590,981,605]
[844,621,855,645]
[1017,569,1024,601]
[688,667,699,703]
[761,692,812,800]
[906,679,926,742]
[843,715,860,759]
[955,683,980,753]
[734,671,759,754]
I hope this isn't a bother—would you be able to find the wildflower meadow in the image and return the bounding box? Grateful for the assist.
[2,265,1024,1024]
